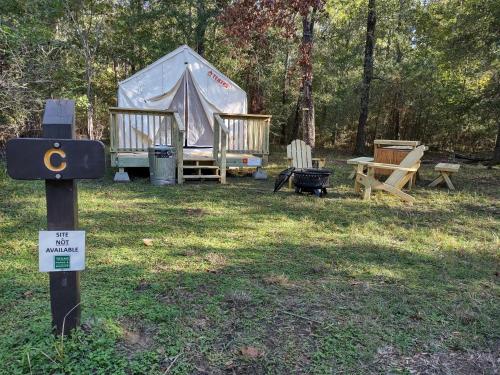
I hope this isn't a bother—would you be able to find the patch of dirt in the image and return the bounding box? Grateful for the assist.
[246,293,336,373]
[117,318,155,358]
[205,252,228,268]
[135,280,151,292]
[375,345,499,374]
[179,283,333,374]
[455,308,478,325]
[240,346,265,359]
[185,208,205,217]
[262,274,292,287]
[176,249,198,257]
[308,263,330,275]
[224,290,253,307]
[151,262,172,273]
[22,290,33,299]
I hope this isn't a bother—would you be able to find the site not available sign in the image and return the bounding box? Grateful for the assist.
[39,231,85,272]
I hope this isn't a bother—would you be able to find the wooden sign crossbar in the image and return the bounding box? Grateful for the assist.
[7,138,104,180]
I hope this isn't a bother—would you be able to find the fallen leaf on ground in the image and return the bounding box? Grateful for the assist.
[240,346,264,359]
[142,238,154,246]
[23,290,33,298]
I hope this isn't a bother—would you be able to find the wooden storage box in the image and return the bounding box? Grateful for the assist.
[373,140,421,177]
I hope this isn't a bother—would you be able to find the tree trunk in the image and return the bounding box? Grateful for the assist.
[281,47,290,143]
[87,103,94,140]
[246,59,264,113]
[195,0,207,56]
[248,83,264,113]
[292,94,302,140]
[85,64,95,140]
[355,0,376,155]
[493,120,500,164]
[86,85,95,140]
[282,47,290,106]
[390,0,404,140]
[391,88,401,139]
[294,7,316,148]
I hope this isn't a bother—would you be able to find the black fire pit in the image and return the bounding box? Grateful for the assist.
[274,167,332,197]
[293,168,332,197]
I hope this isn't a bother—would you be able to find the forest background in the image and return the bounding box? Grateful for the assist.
[1,0,498,160]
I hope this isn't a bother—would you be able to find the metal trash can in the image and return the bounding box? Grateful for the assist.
[148,145,176,185]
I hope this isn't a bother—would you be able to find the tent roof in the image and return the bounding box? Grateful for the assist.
[119,45,243,91]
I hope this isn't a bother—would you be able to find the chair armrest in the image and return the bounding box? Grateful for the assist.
[347,157,374,165]
[312,158,326,168]
[366,162,419,172]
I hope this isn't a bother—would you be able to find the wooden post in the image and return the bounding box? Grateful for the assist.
[363,166,374,200]
[177,123,184,185]
[213,117,219,162]
[265,118,271,155]
[220,128,227,185]
[173,112,184,184]
[42,100,81,336]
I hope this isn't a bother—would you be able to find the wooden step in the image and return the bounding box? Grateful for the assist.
[183,175,221,180]
[183,165,219,169]
[183,159,215,164]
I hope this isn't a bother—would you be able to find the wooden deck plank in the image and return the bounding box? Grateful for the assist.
[183,175,220,180]
[115,148,261,168]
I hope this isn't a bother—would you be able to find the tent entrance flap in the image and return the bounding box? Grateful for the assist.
[167,69,213,147]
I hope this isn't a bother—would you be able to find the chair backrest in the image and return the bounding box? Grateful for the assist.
[386,145,426,187]
[287,139,312,169]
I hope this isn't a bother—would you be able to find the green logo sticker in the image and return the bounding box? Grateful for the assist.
[54,255,70,269]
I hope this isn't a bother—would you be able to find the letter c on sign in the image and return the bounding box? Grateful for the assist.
[43,148,67,172]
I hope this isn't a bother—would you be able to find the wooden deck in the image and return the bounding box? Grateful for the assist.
[109,108,271,184]
[113,148,262,169]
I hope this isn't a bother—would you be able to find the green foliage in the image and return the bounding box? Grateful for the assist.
[0,0,498,150]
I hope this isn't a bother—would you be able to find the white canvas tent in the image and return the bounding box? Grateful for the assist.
[118,45,247,147]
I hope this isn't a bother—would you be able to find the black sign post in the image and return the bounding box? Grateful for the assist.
[6,99,105,335]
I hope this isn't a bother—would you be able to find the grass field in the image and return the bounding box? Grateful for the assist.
[0,153,499,374]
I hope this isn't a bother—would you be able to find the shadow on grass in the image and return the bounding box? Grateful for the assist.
[77,239,497,373]
[1,237,497,373]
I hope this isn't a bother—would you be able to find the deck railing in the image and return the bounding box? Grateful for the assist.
[214,113,271,155]
[213,113,271,184]
[109,108,270,185]
[109,107,185,183]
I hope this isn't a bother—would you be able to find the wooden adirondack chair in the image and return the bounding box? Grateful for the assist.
[355,145,426,204]
[286,139,326,188]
